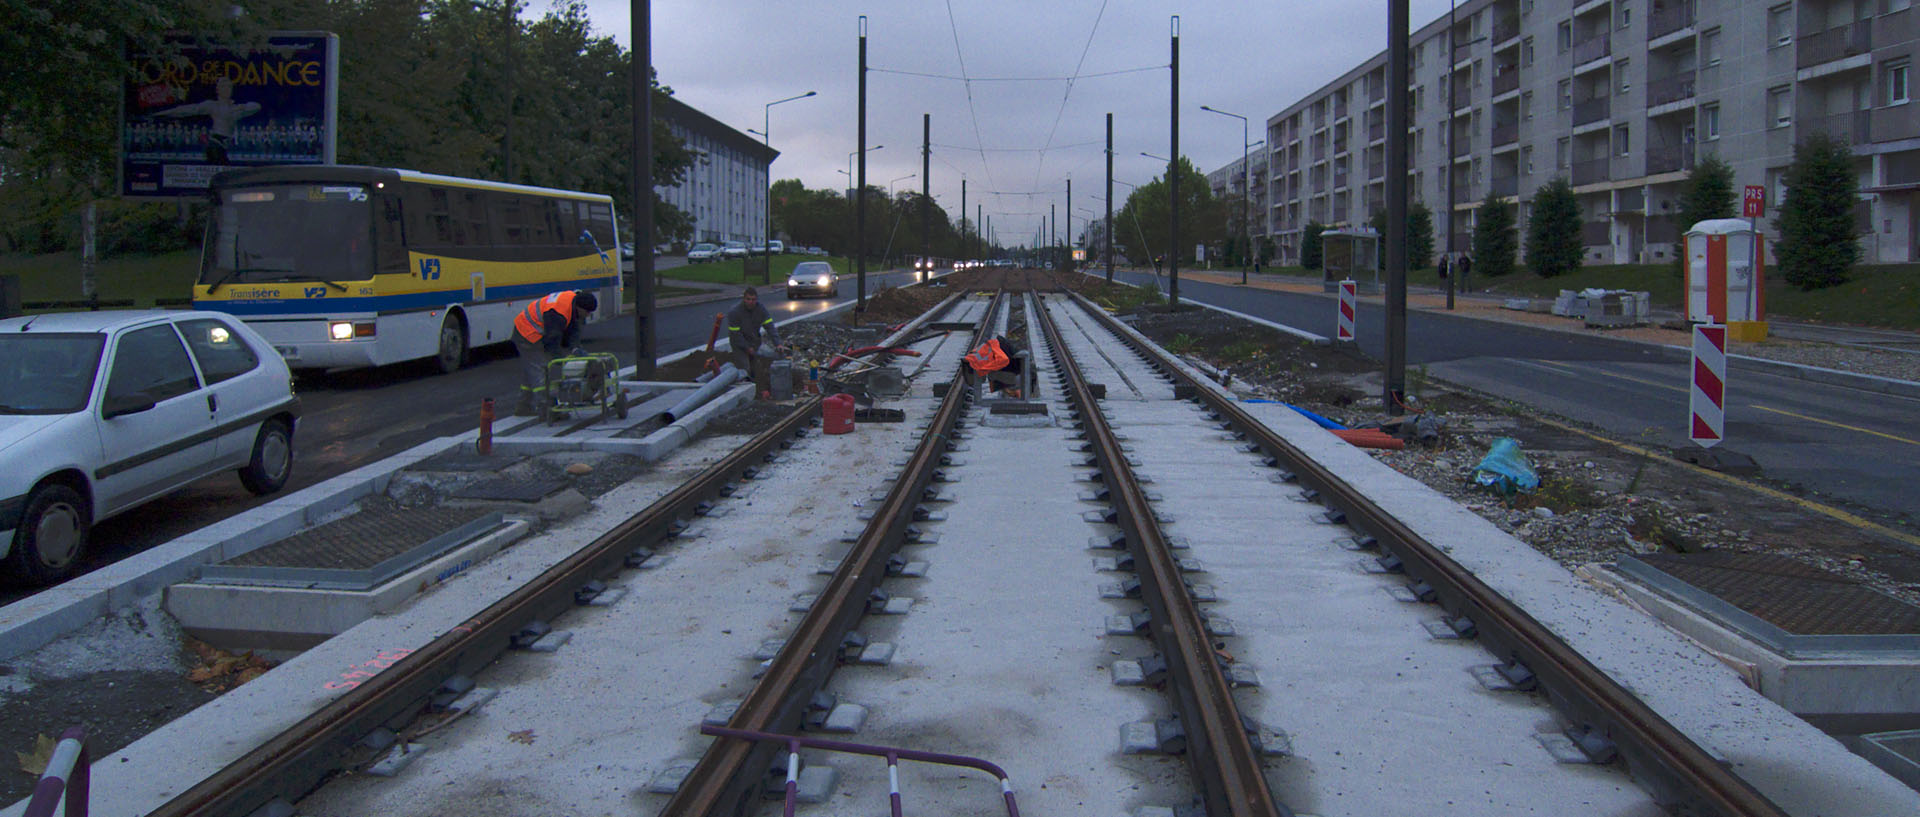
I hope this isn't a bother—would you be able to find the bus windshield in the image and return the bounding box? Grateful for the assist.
[200,184,373,290]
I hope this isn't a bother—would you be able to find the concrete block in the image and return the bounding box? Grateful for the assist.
[646,759,698,794]
[754,640,785,660]
[365,743,426,777]
[1110,660,1147,686]
[702,700,741,726]
[0,585,113,663]
[793,765,840,804]
[821,703,868,733]
[526,631,572,652]
[855,642,895,665]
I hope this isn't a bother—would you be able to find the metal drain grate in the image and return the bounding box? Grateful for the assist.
[1620,552,1920,657]
[204,506,503,591]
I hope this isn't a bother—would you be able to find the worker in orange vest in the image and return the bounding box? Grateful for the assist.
[965,336,1022,398]
[511,289,598,415]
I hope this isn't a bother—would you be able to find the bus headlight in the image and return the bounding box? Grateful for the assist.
[330,321,354,340]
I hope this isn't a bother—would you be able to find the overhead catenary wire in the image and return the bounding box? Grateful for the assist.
[867,64,1165,83]
[1033,0,1111,187]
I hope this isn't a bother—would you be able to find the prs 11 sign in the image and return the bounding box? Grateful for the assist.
[1743,185,1766,218]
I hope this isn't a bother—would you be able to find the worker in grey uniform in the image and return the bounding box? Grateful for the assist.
[725,286,784,399]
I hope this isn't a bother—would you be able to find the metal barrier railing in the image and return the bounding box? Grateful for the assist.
[24,727,89,817]
[699,725,1019,817]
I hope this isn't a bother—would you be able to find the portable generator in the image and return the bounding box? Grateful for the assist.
[541,351,628,424]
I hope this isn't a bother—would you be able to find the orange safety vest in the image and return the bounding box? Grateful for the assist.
[514,290,578,343]
[965,339,1010,374]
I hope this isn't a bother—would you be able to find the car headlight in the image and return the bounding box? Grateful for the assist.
[787,278,801,286]
[817,276,831,285]
[329,321,354,340]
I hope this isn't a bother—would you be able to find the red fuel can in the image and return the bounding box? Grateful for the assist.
[823,393,855,434]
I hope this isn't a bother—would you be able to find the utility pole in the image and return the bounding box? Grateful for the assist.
[1106,112,1114,283]
[921,113,931,273]
[856,16,868,311]
[1065,177,1072,271]
[1386,0,1410,413]
[960,179,967,261]
[503,0,515,180]
[1169,16,1180,306]
[1446,0,1457,310]
[629,0,654,378]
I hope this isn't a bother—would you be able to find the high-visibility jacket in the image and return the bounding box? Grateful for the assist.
[965,339,1010,374]
[514,290,579,345]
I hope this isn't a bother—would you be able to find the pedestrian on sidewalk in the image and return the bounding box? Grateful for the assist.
[726,286,785,399]
[1457,253,1472,290]
[1437,254,1451,279]
[511,289,598,416]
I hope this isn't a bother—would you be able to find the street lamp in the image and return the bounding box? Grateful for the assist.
[1140,151,1170,163]
[889,173,916,197]
[848,145,885,192]
[756,90,816,257]
[1201,104,1255,284]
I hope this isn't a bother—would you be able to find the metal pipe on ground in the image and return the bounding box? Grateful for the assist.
[662,365,744,423]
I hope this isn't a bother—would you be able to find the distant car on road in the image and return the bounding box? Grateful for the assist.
[0,310,299,585]
[786,261,841,299]
[806,246,826,256]
[721,241,750,260]
[619,242,635,260]
[766,240,785,255]
[686,243,721,263]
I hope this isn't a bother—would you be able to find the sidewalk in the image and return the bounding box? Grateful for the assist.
[1162,267,1920,389]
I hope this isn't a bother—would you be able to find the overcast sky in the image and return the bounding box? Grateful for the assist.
[576,1,1460,246]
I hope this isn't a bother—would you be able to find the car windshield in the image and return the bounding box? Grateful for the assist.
[724,242,745,249]
[0,333,107,414]
[692,243,718,252]
[794,262,832,277]
[199,184,373,289]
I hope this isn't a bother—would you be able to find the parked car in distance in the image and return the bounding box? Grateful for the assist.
[619,242,635,260]
[766,240,785,255]
[786,261,840,299]
[720,241,750,260]
[686,242,721,263]
[0,310,299,585]
[805,246,825,256]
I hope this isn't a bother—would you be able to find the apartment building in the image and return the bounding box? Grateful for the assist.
[655,94,780,247]
[1255,0,1920,266]
[1205,149,1272,255]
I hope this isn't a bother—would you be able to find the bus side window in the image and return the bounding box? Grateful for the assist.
[376,193,406,274]
[555,201,581,248]
[460,190,489,247]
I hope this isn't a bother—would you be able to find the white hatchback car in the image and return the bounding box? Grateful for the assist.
[0,310,299,585]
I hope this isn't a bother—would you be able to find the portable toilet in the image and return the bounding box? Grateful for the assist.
[1683,218,1767,341]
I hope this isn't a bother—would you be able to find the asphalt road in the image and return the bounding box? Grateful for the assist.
[1106,269,1920,526]
[1,266,923,599]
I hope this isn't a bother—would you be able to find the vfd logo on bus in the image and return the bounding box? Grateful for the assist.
[303,287,327,298]
[418,258,442,280]
[1336,279,1357,342]
[1690,323,1727,447]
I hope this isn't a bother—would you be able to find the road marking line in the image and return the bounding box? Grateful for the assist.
[1751,404,1920,447]
[1515,359,1687,395]
[1527,415,1920,551]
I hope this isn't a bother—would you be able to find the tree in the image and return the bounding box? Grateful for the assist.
[1301,221,1326,271]
[1472,191,1517,278]
[1113,157,1225,265]
[1525,177,1582,278]
[1775,131,1861,291]
[1407,202,1435,270]
[1675,154,1736,234]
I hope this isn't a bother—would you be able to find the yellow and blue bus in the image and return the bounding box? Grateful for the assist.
[193,165,621,372]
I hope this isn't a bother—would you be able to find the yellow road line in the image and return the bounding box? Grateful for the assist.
[1751,404,1920,447]
[1528,415,1920,550]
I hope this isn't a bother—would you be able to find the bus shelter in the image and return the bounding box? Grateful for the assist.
[1320,228,1380,293]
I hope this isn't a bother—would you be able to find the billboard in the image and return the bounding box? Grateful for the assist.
[121,32,339,199]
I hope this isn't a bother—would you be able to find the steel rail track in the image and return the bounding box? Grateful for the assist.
[1034,293,1292,817]
[661,291,1005,817]
[1066,290,1791,817]
[148,398,824,817]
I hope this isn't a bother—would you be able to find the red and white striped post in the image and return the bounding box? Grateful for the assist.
[1690,323,1727,447]
[1336,279,1356,342]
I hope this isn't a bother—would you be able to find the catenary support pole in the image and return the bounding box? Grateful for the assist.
[856,16,868,312]
[921,113,931,273]
[630,0,654,378]
[1169,16,1181,306]
[1106,112,1115,283]
[1385,0,1409,413]
[961,179,967,262]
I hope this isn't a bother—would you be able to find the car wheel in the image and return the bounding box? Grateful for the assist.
[238,419,294,495]
[435,315,467,374]
[6,483,89,586]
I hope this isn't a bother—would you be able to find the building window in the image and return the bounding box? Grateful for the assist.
[1768,86,1793,127]
[1522,91,1533,120]
[1768,5,1793,48]
[1523,0,1534,15]
[1614,124,1631,156]
[1557,21,1572,53]
[1702,103,1721,140]
[1557,136,1570,169]
[1620,6,1632,29]
[1702,27,1722,66]
[1414,40,1424,69]
[1617,59,1631,94]
[1522,37,1535,67]
[1558,79,1572,110]
[1887,60,1911,105]
[1523,145,1534,175]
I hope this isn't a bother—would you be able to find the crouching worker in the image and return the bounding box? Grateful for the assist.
[965,335,1023,398]
[726,287,786,399]
[511,289,598,416]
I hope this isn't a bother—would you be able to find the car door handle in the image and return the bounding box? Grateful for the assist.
[207,393,218,414]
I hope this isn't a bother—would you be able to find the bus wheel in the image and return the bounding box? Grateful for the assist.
[435,314,468,374]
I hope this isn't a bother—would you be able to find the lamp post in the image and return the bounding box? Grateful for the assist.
[1200,104,1254,284]
[848,145,885,192]
[888,173,916,197]
[756,90,816,256]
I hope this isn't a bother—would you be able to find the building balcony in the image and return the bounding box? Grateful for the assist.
[1798,21,1873,71]
[1493,15,1521,45]
[1801,109,1873,146]
[1572,96,1611,126]
[1582,220,1610,245]
[1572,33,1612,67]
[1368,120,1384,143]
[1451,134,1474,159]
[1492,122,1518,147]
[1645,145,1696,175]
[1572,157,1611,186]
[1490,174,1518,198]
[1648,2,1695,41]
[1646,73,1697,108]
[1492,70,1520,97]
[1367,160,1384,181]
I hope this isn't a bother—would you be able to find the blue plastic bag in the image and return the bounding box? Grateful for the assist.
[1470,437,1539,495]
